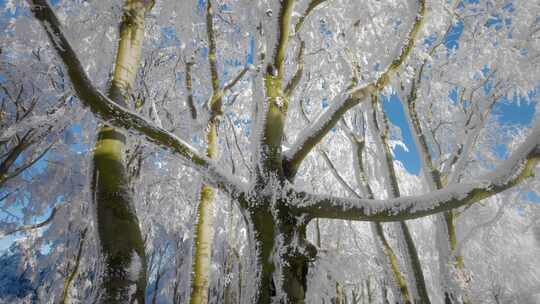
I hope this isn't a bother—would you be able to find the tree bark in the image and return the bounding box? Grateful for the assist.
[189,1,225,302]
[246,201,316,304]
[91,0,152,302]
[250,209,277,304]
[92,127,147,303]
[190,184,217,304]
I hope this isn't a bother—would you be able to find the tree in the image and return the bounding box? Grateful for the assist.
[89,0,153,302]
[5,0,539,303]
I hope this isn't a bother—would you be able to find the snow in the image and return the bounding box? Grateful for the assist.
[42,21,66,52]
[0,105,67,142]
[128,251,142,282]
[295,119,539,221]
[284,91,356,161]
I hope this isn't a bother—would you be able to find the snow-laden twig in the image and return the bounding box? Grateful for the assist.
[455,199,506,255]
[0,203,65,239]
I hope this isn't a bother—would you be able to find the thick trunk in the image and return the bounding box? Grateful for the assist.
[250,209,277,304]
[92,127,147,303]
[91,1,152,302]
[276,227,312,304]
[248,204,315,304]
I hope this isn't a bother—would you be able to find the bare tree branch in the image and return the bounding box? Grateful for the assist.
[61,227,87,304]
[319,150,362,199]
[184,59,197,119]
[0,130,35,184]
[1,140,55,186]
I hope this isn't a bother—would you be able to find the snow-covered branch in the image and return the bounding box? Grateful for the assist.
[0,204,64,238]
[27,0,246,197]
[284,40,305,98]
[283,0,426,179]
[294,121,540,221]
[294,0,329,35]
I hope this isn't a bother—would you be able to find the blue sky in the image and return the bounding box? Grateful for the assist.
[381,11,537,174]
[382,93,537,175]
[381,90,539,207]
[378,9,539,203]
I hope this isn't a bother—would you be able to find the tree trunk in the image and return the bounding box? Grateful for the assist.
[350,134,412,304]
[91,0,152,302]
[371,223,411,303]
[190,184,216,304]
[247,203,316,304]
[92,127,147,303]
[437,212,470,304]
[189,1,226,301]
[250,209,277,304]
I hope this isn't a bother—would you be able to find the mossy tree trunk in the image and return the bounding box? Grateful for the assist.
[91,0,153,302]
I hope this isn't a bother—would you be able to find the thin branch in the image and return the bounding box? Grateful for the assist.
[223,66,250,93]
[2,140,55,186]
[319,150,362,199]
[60,227,87,304]
[224,132,237,175]
[284,40,305,98]
[184,60,197,119]
[0,130,35,184]
[0,203,64,238]
[225,114,252,176]
[294,0,329,35]
[0,189,17,203]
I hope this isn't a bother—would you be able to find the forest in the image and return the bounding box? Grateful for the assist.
[0,0,539,303]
